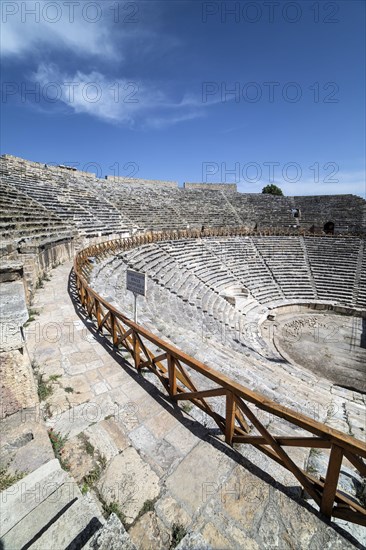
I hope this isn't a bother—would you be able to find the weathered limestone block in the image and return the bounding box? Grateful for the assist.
[61,435,96,483]
[0,409,54,473]
[86,513,137,550]
[154,495,191,530]
[0,243,16,258]
[0,263,23,283]
[129,511,171,549]
[0,280,28,352]
[0,350,37,418]
[204,464,356,549]
[175,532,212,549]
[97,447,160,526]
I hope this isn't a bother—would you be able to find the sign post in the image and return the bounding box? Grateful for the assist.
[133,292,137,323]
[126,270,146,324]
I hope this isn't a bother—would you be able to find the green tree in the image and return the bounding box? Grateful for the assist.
[262,184,284,196]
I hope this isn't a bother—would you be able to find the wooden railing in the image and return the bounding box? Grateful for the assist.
[73,228,366,526]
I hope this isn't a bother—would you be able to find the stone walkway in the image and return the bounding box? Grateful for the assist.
[24,262,364,549]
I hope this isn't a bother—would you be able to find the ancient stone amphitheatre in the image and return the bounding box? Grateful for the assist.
[1,154,365,549]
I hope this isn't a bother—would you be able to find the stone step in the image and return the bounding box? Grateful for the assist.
[1,458,105,550]
[0,459,65,537]
[28,494,104,550]
[2,478,80,550]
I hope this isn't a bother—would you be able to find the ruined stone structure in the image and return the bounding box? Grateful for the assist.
[2,155,365,242]
[1,154,365,549]
[105,175,179,188]
[184,182,238,192]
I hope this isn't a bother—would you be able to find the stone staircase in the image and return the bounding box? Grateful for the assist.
[0,459,108,550]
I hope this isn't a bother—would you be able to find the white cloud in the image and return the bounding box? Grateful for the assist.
[2,2,222,128]
[1,0,120,59]
[31,63,209,128]
[144,111,205,129]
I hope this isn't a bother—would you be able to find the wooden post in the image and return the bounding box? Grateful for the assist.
[111,313,118,347]
[320,444,343,518]
[133,331,141,370]
[225,391,236,445]
[80,285,85,305]
[168,354,177,397]
[95,300,102,328]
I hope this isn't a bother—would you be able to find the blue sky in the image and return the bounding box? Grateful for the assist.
[1,0,365,197]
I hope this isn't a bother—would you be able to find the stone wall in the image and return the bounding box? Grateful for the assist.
[21,239,71,296]
[1,154,98,181]
[184,182,237,192]
[0,350,38,418]
[2,238,74,303]
[0,278,28,352]
[105,175,178,188]
[0,261,37,419]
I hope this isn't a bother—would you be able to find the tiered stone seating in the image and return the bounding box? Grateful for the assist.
[0,157,134,238]
[356,247,366,308]
[229,194,297,228]
[252,236,316,301]
[294,195,366,234]
[92,251,269,361]
[0,459,106,549]
[98,181,244,230]
[2,152,364,309]
[203,237,284,304]
[98,183,188,231]
[2,155,366,236]
[304,237,360,304]
[174,190,243,228]
[159,240,236,289]
[121,241,244,331]
[105,236,365,312]
[0,182,72,246]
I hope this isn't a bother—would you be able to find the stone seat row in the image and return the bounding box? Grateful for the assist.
[235,237,361,306]
[149,237,364,308]
[2,173,134,237]
[99,254,241,333]
[123,241,275,313]
[120,247,246,330]
[2,154,366,234]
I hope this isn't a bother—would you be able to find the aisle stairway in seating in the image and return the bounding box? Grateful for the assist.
[304,237,360,305]
[252,236,316,301]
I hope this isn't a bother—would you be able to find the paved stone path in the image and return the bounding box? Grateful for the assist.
[24,262,364,549]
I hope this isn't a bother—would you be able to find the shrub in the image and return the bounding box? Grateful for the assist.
[262,184,283,196]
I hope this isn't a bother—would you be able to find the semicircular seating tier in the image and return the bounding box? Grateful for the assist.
[2,155,366,239]
[92,236,366,316]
